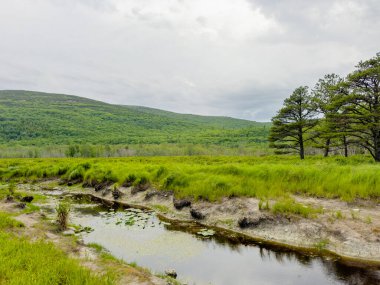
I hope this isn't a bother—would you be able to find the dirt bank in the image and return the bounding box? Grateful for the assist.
[22,181,380,264]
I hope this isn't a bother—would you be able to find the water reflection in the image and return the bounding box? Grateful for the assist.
[67,203,380,285]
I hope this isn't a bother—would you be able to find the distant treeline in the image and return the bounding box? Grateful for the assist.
[270,52,380,161]
[0,143,270,158]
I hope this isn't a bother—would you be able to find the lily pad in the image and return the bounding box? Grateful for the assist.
[197,228,215,237]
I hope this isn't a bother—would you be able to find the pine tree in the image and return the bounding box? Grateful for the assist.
[269,86,318,159]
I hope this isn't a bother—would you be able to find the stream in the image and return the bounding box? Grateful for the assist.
[53,196,380,285]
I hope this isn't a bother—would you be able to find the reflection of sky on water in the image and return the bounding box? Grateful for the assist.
[71,205,379,285]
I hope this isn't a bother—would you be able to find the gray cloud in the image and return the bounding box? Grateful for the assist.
[0,0,379,121]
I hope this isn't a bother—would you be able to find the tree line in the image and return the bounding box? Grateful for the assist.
[269,52,380,161]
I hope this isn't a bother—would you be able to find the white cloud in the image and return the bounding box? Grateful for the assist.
[0,0,378,121]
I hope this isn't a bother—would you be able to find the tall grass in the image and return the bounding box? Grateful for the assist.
[0,155,379,201]
[56,202,71,231]
[0,233,114,285]
[0,212,114,284]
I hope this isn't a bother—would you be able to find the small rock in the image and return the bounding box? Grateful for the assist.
[112,189,123,200]
[5,195,14,203]
[238,214,274,229]
[21,196,34,203]
[165,269,177,279]
[16,202,26,209]
[131,183,150,194]
[173,199,191,210]
[190,208,205,220]
[145,191,158,200]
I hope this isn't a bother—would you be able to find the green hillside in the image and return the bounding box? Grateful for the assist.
[0,90,269,146]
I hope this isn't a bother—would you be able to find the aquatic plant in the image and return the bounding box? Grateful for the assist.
[56,201,71,231]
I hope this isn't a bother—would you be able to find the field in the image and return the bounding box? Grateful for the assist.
[1,155,379,202]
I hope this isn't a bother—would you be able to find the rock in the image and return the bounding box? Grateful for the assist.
[145,190,158,200]
[94,182,111,192]
[5,195,14,203]
[112,189,123,200]
[16,202,26,209]
[102,188,111,197]
[173,199,191,210]
[238,214,274,229]
[21,196,34,203]
[165,269,177,279]
[145,190,174,200]
[131,183,150,194]
[190,208,205,220]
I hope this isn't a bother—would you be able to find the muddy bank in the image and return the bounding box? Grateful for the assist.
[24,181,380,264]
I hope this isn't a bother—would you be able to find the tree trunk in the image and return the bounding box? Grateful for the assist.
[324,138,331,157]
[299,129,305,160]
[343,136,348,157]
[374,133,380,162]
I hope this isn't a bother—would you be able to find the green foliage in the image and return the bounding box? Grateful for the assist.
[269,86,318,159]
[0,91,269,150]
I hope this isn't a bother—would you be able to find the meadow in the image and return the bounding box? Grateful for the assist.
[1,155,379,202]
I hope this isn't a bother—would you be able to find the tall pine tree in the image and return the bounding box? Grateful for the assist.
[269,86,318,159]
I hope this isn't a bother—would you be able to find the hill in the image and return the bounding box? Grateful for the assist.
[0,90,269,146]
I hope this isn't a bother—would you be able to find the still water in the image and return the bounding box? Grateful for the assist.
[70,202,380,285]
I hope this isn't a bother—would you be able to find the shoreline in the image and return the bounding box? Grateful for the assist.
[29,180,380,266]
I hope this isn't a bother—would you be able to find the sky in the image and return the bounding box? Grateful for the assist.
[0,0,379,121]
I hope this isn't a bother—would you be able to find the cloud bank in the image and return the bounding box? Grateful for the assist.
[0,0,379,120]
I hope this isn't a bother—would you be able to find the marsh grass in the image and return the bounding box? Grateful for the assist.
[56,201,71,231]
[272,198,322,218]
[0,212,114,285]
[0,233,114,285]
[0,212,24,230]
[1,155,379,202]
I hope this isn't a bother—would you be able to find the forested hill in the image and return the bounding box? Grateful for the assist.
[0,90,270,146]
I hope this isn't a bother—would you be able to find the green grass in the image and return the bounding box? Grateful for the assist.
[0,155,379,201]
[0,211,114,285]
[0,233,114,285]
[271,198,323,218]
[0,212,24,230]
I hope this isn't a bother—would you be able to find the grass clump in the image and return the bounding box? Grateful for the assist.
[56,201,71,231]
[314,239,330,251]
[0,212,24,230]
[272,198,322,218]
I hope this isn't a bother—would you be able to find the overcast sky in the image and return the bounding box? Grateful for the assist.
[0,0,379,121]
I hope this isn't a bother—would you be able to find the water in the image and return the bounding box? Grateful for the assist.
[68,202,380,285]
